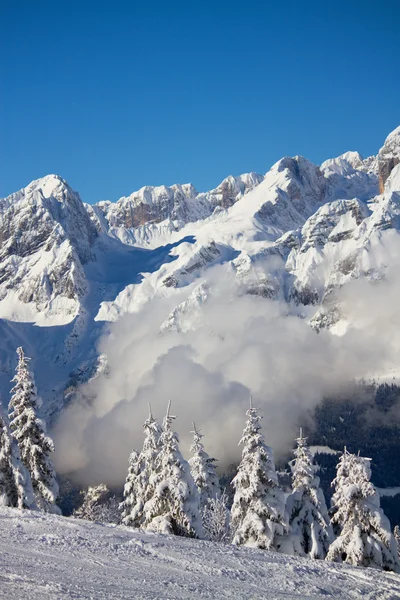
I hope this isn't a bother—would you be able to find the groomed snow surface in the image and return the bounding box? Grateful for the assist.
[0,508,398,599]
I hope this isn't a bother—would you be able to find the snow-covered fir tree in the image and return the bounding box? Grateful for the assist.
[74,484,108,520]
[74,483,120,523]
[121,449,141,526]
[8,347,60,513]
[189,422,220,506]
[394,525,400,558]
[202,489,231,543]
[285,429,333,559]
[231,398,288,550]
[95,495,121,524]
[326,450,399,572]
[143,401,203,538]
[0,406,34,509]
[121,405,162,527]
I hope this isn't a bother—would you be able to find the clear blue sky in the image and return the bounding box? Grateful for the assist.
[1,1,399,204]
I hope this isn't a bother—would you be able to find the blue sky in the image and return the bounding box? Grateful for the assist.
[1,1,399,204]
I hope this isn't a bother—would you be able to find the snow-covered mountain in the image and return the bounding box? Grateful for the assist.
[85,172,263,248]
[94,146,380,323]
[0,126,399,416]
[0,174,97,325]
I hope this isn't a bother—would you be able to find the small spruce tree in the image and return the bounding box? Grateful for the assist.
[394,525,400,559]
[8,347,60,513]
[0,406,34,509]
[285,429,333,559]
[143,401,203,537]
[189,422,220,506]
[326,450,399,572]
[121,405,162,527]
[202,489,231,543]
[95,495,121,524]
[74,484,120,522]
[231,398,288,549]
[121,449,142,526]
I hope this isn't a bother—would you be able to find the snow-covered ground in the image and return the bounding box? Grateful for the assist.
[0,508,398,599]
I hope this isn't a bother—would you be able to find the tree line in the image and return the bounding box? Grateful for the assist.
[0,348,399,573]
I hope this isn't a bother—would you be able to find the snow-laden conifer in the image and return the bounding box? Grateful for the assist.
[285,429,333,559]
[231,398,288,549]
[121,405,162,527]
[202,489,231,543]
[394,525,400,558]
[143,401,203,538]
[74,484,120,523]
[0,406,35,509]
[189,422,220,506]
[326,450,399,572]
[94,495,121,524]
[121,449,141,526]
[8,347,60,513]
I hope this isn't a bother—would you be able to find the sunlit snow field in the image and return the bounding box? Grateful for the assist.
[0,508,398,600]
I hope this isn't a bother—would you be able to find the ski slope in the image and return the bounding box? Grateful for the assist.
[0,508,398,599]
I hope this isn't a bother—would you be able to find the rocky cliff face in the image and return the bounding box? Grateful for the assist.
[85,172,264,248]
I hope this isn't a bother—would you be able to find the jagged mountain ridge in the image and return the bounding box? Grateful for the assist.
[85,172,264,248]
[0,126,399,414]
[95,149,380,323]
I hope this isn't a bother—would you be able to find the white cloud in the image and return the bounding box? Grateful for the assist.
[53,248,400,486]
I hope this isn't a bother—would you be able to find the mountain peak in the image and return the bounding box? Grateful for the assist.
[1,174,69,204]
[25,174,69,197]
[272,155,316,175]
[321,152,367,176]
[378,126,400,192]
[382,125,400,146]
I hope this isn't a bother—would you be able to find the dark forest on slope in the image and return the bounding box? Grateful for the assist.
[307,382,400,527]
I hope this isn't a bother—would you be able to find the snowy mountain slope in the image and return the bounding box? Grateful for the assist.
[96,149,379,321]
[129,140,397,328]
[0,507,398,600]
[0,233,194,419]
[306,164,400,329]
[86,172,264,249]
